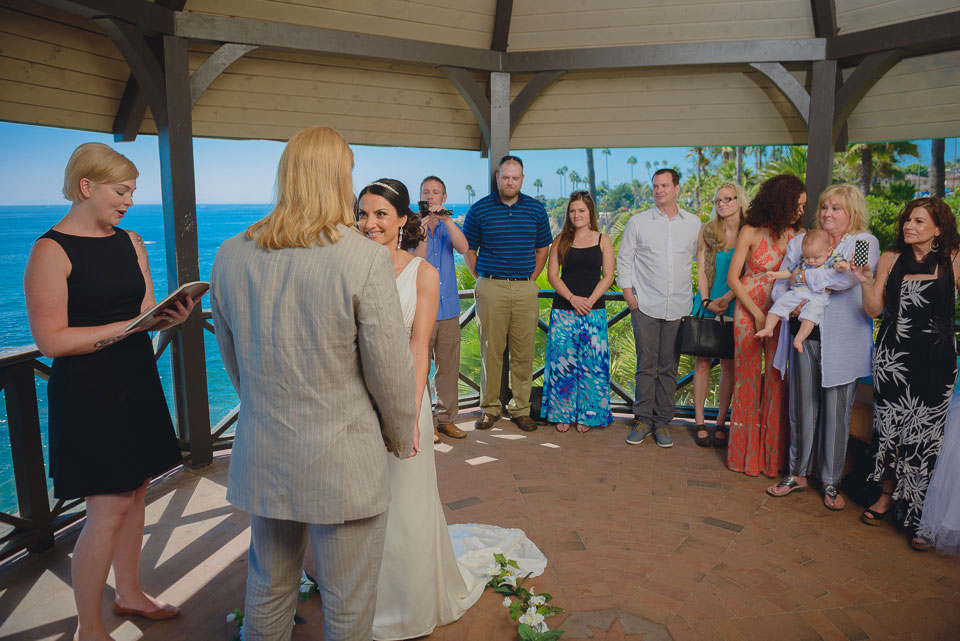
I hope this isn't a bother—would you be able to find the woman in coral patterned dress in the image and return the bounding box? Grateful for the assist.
[725,175,805,477]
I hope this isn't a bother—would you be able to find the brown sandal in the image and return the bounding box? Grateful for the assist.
[556,423,570,433]
[575,423,590,433]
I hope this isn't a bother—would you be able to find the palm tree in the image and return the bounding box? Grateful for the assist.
[747,145,766,172]
[628,156,638,182]
[644,160,651,181]
[586,149,597,199]
[556,166,567,196]
[735,146,744,186]
[685,147,709,213]
[931,138,945,198]
[844,142,919,195]
[760,145,807,180]
[533,178,543,197]
[569,170,581,191]
[601,148,612,185]
[465,184,475,205]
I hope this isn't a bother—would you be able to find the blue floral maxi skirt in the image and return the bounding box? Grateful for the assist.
[542,308,614,427]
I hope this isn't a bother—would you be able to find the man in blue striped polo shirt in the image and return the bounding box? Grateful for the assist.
[463,155,552,432]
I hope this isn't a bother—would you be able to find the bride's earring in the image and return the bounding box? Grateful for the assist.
[397,228,403,249]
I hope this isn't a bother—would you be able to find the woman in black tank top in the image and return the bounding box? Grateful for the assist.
[24,143,196,637]
[542,191,615,433]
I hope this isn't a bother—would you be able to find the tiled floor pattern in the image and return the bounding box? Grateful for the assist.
[1,413,959,640]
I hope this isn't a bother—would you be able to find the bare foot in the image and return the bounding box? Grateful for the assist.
[755,327,773,338]
[793,337,804,353]
[114,591,177,615]
[556,423,570,433]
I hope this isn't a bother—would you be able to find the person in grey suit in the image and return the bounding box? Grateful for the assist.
[210,126,417,641]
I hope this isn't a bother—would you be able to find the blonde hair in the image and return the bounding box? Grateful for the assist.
[247,126,355,249]
[709,182,749,250]
[816,184,869,235]
[62,143,138,202]
[802,228,831,253]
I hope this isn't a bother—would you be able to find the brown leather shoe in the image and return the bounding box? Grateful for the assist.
[511,415,538,432]
[475,414,498,430]
[438,423,466,438]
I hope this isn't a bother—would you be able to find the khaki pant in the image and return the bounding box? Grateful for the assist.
[429,316,461,425]
[243,511,388,641]
[475,277,539,417]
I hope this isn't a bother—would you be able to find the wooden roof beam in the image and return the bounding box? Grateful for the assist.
[503,39,827,72]
[828,10,960,62]
[810,0,838,38]
[34,0,174,35]
[490,0,513,52]
[175,12,502,71]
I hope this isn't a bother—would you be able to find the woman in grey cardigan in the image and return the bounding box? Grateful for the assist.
[765,184,879,510]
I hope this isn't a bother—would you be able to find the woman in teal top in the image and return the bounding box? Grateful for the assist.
[693,183,748,447]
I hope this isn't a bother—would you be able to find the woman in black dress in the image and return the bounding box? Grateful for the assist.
[852,197,960,551]
[24,143,196,641]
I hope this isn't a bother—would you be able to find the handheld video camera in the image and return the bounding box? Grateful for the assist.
[419,200,450,216]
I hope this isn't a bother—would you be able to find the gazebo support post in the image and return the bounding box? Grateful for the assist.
[804,59,839,227]
[157,35,213,467]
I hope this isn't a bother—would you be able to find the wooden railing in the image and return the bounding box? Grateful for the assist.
[2,289,826,561]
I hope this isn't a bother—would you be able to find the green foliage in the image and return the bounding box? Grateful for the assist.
[944,193,960,214]
[903,163,929,177]
[873,180,916,202]
[760,145,807,180]
[866,195,903,252]
[519,624,564,641]
[599,182,636,212]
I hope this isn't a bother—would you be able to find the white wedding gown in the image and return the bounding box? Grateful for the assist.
[372,258,546,640]
[917,385,960,555]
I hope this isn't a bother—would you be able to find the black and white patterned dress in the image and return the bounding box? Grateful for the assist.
[870,259,957,531]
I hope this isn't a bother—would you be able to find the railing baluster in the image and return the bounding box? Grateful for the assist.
[2,360,53,552]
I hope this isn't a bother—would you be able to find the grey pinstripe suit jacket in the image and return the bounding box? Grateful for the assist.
[210,224,416,524]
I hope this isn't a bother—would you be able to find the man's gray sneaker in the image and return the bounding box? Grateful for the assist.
[654,427,674,448]
[626,420,650,445]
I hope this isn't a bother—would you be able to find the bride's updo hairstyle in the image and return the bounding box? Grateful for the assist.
[358,178,425,251]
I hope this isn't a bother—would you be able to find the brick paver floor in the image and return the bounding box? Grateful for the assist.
[1,413,958,640]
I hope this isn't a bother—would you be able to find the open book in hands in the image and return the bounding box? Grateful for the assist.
[125,281,209,332]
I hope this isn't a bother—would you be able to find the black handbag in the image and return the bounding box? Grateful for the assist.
[676,302,735,360]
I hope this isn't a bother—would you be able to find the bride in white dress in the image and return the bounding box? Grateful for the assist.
[918,384,960,555]
[357,179,546,640]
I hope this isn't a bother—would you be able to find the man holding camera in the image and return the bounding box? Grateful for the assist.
[416,176,469,441]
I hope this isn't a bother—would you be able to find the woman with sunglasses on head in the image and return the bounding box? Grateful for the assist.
[24,143,194,641]
[852,197,959,551]
[725,174,805,478]
[691,183,748,447]
[543,191,615,433]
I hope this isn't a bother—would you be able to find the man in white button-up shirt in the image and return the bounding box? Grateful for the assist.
[616,168,700,448]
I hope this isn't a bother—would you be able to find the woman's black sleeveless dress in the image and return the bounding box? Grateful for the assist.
[41,228,181,500]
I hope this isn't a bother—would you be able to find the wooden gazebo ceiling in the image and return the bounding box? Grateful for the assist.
[1,0,958,150]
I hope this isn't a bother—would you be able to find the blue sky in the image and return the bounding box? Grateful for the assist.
[1,122,954,206]
[0,122,691,205]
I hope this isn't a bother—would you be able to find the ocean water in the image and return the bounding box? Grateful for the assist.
[0,202,471,516]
